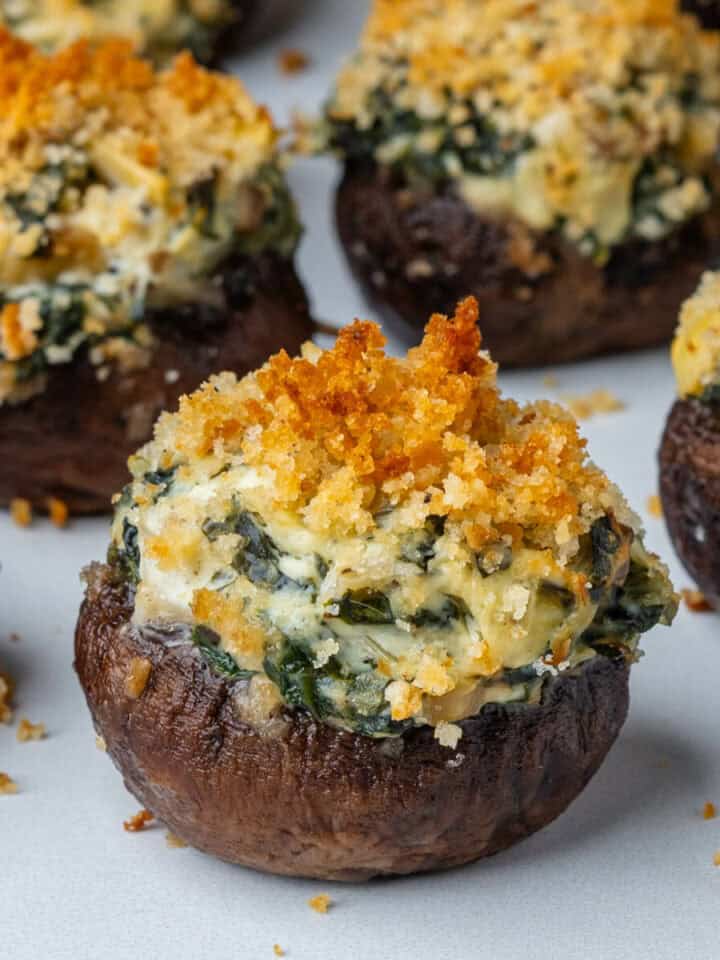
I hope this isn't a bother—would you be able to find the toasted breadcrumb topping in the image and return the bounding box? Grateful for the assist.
[10,497,32,527]
[703,801,717,820]
[308,894,332,914]
[0,671,14,724]
[146,297,628,548]
[0,32,294,406]
[682,588,714,612]
[16,717,46,742]
[328,0,720,249]
[0,0,237,65]
[672,271,720,397]
[646,495,663,518]
[561,389,626,420]
[123,809,154,832]
[0,771,18,794]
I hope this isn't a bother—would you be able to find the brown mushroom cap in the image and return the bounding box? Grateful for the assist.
[335,161,720,367]
[75,563,631,881]
[0,252,312,514]
[659,396,720,607]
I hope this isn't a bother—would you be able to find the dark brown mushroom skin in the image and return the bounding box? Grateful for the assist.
[75,563,631,881]
[336,160,720,367]
[682,1,720,29]
[208,0,301,63]
[0,252,312,514]
[659,396,720,608]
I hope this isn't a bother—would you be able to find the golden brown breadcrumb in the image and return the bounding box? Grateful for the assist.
[0,671,14,724]
[308,894,332,914]
[165,832,188,849]
[682,588,714,612]
[95,735,107,751]
[16,717,46,742]
[273,946,285,957]
[562,390,626,421]
[703,801,717,820]
[153,297,622,551]
[123,809,155,832]
[46,497,69,528]
[714,851,720,867]
[278,49,311,74]
[10,498,32,527]
[124,657,152,699]
[646,495,663,519]
[0,772,18,795]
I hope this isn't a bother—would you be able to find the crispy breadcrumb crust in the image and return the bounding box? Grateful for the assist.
[16,717,46,742]
[148,297,630,550]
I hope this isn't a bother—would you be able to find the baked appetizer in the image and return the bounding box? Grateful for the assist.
[0,0,296,65]
[75,297,677,880]
[660,272,720,606]
[0,33,311,513]
[325,0,720,366]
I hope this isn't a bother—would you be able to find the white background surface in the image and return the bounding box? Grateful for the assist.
[1,2,719,958]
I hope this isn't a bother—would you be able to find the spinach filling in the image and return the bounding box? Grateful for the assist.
[326,70,714,255]
[108,518,141,585]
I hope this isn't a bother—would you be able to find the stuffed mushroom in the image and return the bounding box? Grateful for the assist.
[75,296,677,880]
[660,271,720,606]
[0,32,311,513]
[324,0,720,367]
[0,0,297,65]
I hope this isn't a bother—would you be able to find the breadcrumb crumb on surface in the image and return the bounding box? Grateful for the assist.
[273,946,285,957]
[714,851,720,867]
[681,588,714,613]
[95,735,107,751]
[646,495,663,519]
[308,894,332,914]
[125,657,152,699]
[123,809,155,832]
[16,717,46,742]
[166,832,188,849]
[562,390,625,421]
[278,49,311,74]
[0,772,18,795]
[10,498,32,527]
[0,672,14,724]
[46,497,69,528]
[703,802,717,820]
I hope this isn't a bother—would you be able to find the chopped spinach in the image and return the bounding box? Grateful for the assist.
[589,516,631,601]
[401,514,446,570]
[338,590,395,625]
[476,543,513,577]
[698,383,720,406]
[108,517,141,584]
[202,506,294,590]
[538,581,576,612]
[409,596,465,628]
[143,466,176,500]
[191,625,255,679]
[234,165,302,260]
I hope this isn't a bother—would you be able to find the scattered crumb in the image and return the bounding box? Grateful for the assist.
[714,851,720,867]
[542,373,558,388]
[10,497,32,527]
[681,588,713,613]
[16,717,46,742]
[278,48,311,74]
[273,946,285,957]
[166,832,188,849]
[0,772,18,795]
[46,497,69,528]
[123,809,155,832]
[562,389,625,420]
[703,801,717,820]
[434,721,463,749]
[95,735,107,751]
[308,894,332,914]
[124,657,152,699]
[646,494,663,519]
[0,671,15,724]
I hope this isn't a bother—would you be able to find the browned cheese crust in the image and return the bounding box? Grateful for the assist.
[336,162,720,367]
[0,253,312,513]
[75,564,630,881]
[660,397,720,607]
